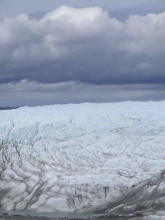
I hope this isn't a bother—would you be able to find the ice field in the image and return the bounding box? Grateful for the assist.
[1,102,165,218]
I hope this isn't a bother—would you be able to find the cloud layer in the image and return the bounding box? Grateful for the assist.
[1,5,165,106]
[0,5,165,86]
[1,80,165,107]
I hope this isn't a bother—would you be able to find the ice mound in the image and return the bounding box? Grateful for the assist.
[1,102,165,217]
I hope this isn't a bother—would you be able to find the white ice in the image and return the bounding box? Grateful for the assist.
[0,102,165,214]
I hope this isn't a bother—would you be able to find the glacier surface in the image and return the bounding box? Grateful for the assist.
[1,102,165,217]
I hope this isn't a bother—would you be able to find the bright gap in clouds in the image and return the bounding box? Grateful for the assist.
[0,5,165,106]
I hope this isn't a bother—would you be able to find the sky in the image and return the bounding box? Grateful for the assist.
[0,0,165,107]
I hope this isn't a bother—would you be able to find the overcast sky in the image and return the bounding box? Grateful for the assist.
[0,0,165,107]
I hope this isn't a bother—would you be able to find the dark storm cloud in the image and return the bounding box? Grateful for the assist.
[0,6,165,87]
[1,80,165,107]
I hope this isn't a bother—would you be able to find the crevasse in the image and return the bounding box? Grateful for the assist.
[1,102,165,217]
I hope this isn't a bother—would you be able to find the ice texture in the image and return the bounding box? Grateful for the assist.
[1,102,165,216]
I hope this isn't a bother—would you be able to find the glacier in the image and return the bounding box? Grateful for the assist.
[1,102,165,218]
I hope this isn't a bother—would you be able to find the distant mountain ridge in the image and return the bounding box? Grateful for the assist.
[0,107,19,110]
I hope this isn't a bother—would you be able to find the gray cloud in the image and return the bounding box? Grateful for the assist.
[1,80,165,107]
[109,0,165,21]
[1,5,165,106]
[0,6,165,86]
